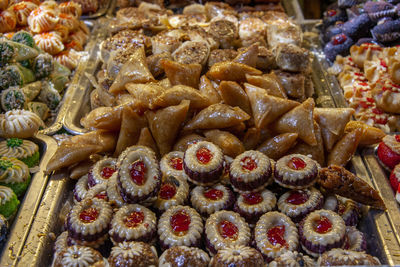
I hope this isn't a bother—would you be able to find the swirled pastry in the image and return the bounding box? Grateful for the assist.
[59,2,82,18]
[10,1,38,26]
[54,49,80,70]
[58,13,79,32]
[28,7,59,33]
[0,138,39,167]
[0,109,44,138]
[53,245,105,267]
[0,156,30,196]
[0,9,16,33]
[33,32,64,55]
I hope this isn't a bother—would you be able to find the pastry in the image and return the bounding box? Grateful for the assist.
[59,2,82,18]
[317,248,380,266]
[257,133,298,160]
[274,154,319,189]
[53,245,105,267]
[87,157,116,187]
[153,85,209,109]
[28,7,59,33]
[299,209,346,257]
[54,231,69,259]
[254,211,298,262]
[204,129,245,158]
[173,134,206,152]
[161,60,201,89]
[327,127,363,167]
[199,75,221,105]
[372,19,400,43]
[234,189,276,225]
[0,109,44,139]
[183,141,224,185]
[218,81,252,117]
[33,32,64,55]
[246,72,286,99]
[109,204,157,244]
[209,245,264,267]
[206,61,262,82]
[205,210,250,255]
[159,246,210,267]
[108,241,158,267]
[154,175,189,212]
[234,44,259,67]
[107,172,125,207]
[0,138,39,168]
[343,226,367,252]
[10,1,38,27]
[58,13,79,32]
[190,183,234,217]
[158,205,203,249]
[172,41,210,66]
[160,151,189,180]
[377,135,400,169]
[84,183,108,202]
[0,185,19,219]
[275,43,310,72]
[390,163,400,192]
[229,150,273,192]
[208,19,237,49]
[0,9,16,33]
[71,0,98,14]
[0,157,30,197]
[73,175,89,203]
[269,251,315,267]
[324,33,354,62]
[207,49,238,68]
[54,49,80,70]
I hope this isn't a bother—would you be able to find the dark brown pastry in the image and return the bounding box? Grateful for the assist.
[275,43,310,72]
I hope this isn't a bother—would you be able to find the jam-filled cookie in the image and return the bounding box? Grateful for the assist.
[117,148,161,203]
[377,135,400,169]
[205,210,251,255]
[343,226,367,252]
[107,172,125,207]
[274,154,319,189]
[317,248,380,266]
[220,156,233,185]
[73,175,89,203]
[229,150,272,193]
[154,175,189,212]
[183,141,224,185]
[209,245,264,267]
[160,151,189,181]
[87,157,117,187]
[254,211,298,262]
[53,245,105,267]
[323,195,360,226]
[85,183,108,202]
[109,204,156,244]
[158,205,203,250]
[108,241,158,267]
[190,183,235,217]
[277,187,324,223]
[269,251,316,267]
[66,199,113,248]
[159,246,210,267]
[234,189,276,225]
[299,209,346,257]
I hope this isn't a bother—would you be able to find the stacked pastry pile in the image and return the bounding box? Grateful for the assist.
[329,43,400,133]
[0,0,90,70]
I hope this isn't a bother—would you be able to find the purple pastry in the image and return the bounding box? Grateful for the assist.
[338,0,359,9]
[322,9,347,30]
[323,22,344,43]
[365,1,396,22]
[324,33,354,62]
[355,37,381,46]
[371,19,400,43]
[342,13,374,39]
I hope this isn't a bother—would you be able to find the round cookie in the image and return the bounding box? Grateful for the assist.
[53,245,105,267]
[317,248,380,266]
[154,175,189,212]
[209,245,264,267]
[159,246,210,267]
[87,157,116,187]
[73,175,89,203]
[160,151,189,181]
[343,226,367,252]
[108,241,158,267]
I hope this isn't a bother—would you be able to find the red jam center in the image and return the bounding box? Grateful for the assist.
[204,188,224,200]
[125,211,144,228]
[240,156,257,171]
[287,157,306,170]
[196,148,213,164]
[101,166,115,179]
[170,210,191,234]
[130,160,147,185]
[218,220,238,240]
[169,157,183,170]
[333,34,347,45]
[314,216,333,234]
[338,203,346,215]
[286,191,309,205]
[159,183,177,200]
[396,135,400,142]
[79,207,99,223]
[95,192,107,200]
[267,225,287,247]
[327,9,337,17]
[243,192,263,205]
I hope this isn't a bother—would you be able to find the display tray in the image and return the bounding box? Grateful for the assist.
[0,134,58,267]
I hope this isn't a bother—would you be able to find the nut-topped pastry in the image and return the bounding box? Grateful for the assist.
[117,148,161,203]
[160,151,189,180]
[0,138,39,167]
[154,175,189,212]
[87,157,117,187]
[53,245,105,267]
[0,185,19,219]
[299,209,346,257]
[109,204,157,244]
[66,198,113,248]
[108,241,158,267]
[234,189,276,225]
[254,211,298,262]
[158,205,203,250]
[0,156,31,197]
[159,246,210,267]
[209,245,264,267]
[183,141,224,185]
[205,210,250,255]
[377,135,400,169]
[317,248,380,266]
[190,183,235,217]
[278,187,324,223]
[229,150,272,192]
[269,250,316,267]
[274,154,319,189]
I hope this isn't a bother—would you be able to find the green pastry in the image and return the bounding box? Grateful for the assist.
[0,139,39,167]
[0,157,31,197]
[0,185,19,219]
[0,87,26,112]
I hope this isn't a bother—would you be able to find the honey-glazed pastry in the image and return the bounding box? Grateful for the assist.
[229,150,272,192]
[71,0,98,14]
[190,183,234,217]
[151,30,184,56]
[278,187,324,223]
[54,23,71,42]
[269,251,316,267]
[299,209,346,258]
[34,32,64,55]
[73,175,89,203]
[208,19,237,49]
[183,141,224,185]
[273,70,306,101]
[159,246,210,267]
[257,133,298,160]
[245,73,287,99]
[161,59,202,89]
[152,85,210,109]
[0,9,16,33]
[0,138,39,168]
[238,17,267,47]
[146,52,172,78]
[204,129,245,158]
[28,7,58,33]
[234,189,276,225]
[254,211,298,262]
[184,104,251,131]
[0,109,44,139]
[154,175,189,212]
[108,241,158,267]
[0,157,30,197]
[146,100,189,156]
[245,82,299,129]
[317,248,380,266]
[173,134,206,152]
[117,147,161,203]
[158,205,203,250]
[58,13,79,32]
[107,172,125,207]
[205,210,250,255]
[327,127,363,167]
[109,204,157,244]
[0,0,8,11]
[136,128,159,156]
[0,185,19,219]
[274,154,319,190]
[66,199,113,248]
[10,1,38,26]
[343,226,366,252]
[172,41,210,66]
[234,44,259,68]
[125,83,166,110]
[53,245,105,267]
[218,81,252,116]
[210,245,264,267]
[87,157,116,187]
[59,2,82,18]
[207,49,238,68]
[206,61,262,82]
[377,135,400,169]
[275,43,310,73]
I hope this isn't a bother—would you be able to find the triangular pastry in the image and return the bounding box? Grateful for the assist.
[206,61,262,82]
[136,127,159,156]
[245,73,287,98]
[218,81,252,116]
[146,100,190,155]
[314,108,354,151]
[125,83,166,109]
[199,75,221,105]
[183,103,250,131]
[244,83,299,129]
[257,133,298,160]
[272,98,317,146]
[153,85,210,109]
[173,134,206,152]
[344,121,385,146]
[161,59,202,89]
[80,106,123,131]
[223,122,247,137]
[327,128,363,167]
[204,129,245,158]
[233,43,258,67]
